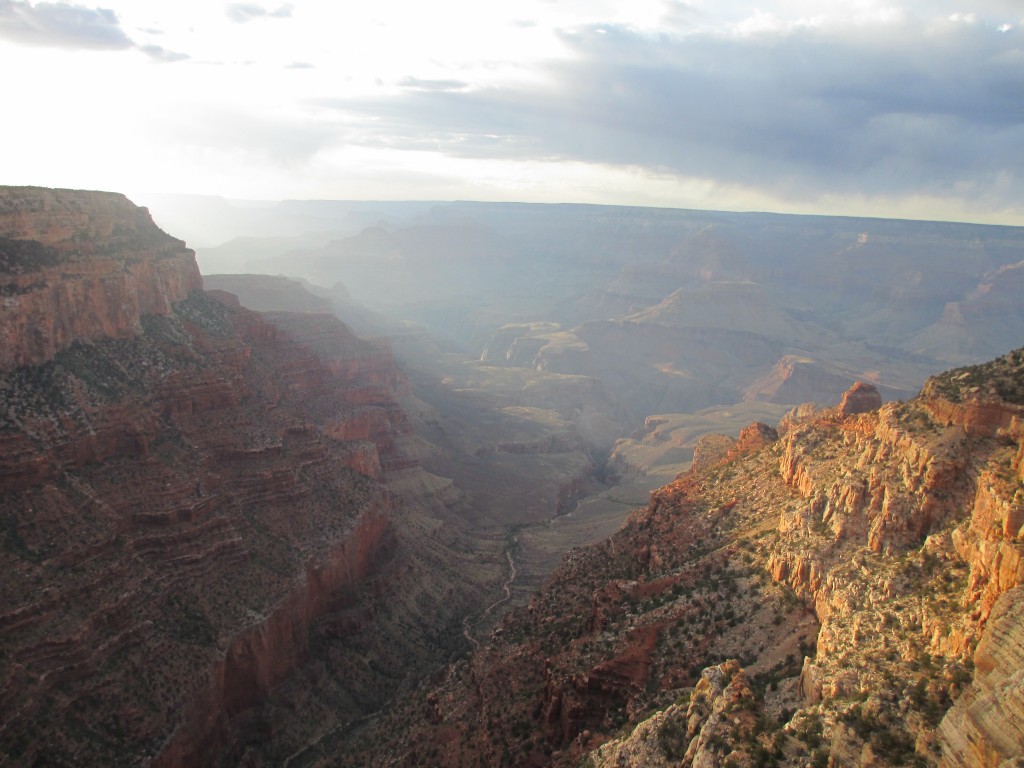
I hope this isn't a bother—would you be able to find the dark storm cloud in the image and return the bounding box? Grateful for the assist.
[226,2,292,23]
[0,0,132,49]
[318,18,1024,202]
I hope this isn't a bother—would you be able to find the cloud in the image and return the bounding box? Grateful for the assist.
[0,0,132,50]
[661,1,702,30]
[225,2,292,23]
[314,16,1024,206]
[0,0,188,61]
[139,43,189,63]
[397,76,469,92]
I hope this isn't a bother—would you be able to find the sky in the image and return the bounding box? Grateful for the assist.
[1,0,1023,224]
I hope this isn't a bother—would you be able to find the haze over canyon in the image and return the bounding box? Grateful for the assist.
[1,185,1023,767]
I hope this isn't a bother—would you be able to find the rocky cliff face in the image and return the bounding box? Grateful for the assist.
[0,187,202,368]
[938,585,1024,768]
[0,188,487,766]
[348,350,1024,767]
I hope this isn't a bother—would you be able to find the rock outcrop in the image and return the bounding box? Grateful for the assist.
[726,421,778,460]
[837,380,882,416]
[590,659,762,768]
[938,585,1024,767]
[690,433,735,472]
[347,347,1024,767]
[0,187,202,368]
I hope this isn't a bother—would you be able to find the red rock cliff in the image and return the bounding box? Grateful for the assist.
[0,187,202,368]
[0,188,467,767]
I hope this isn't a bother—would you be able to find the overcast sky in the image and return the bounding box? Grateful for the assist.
[1,0,1022,223]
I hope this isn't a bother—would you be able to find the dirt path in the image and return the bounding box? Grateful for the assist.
[462,536,519,649]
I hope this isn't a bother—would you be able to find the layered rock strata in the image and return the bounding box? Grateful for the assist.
[348,356,1024,767]
[0,297,401,764]
[938,585,1024,767]
[0,188,483,767]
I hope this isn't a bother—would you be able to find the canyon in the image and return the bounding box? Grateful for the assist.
[0,188,504,765]
[349,357,1024,767]
[168,197,1024,424]
[2,186,1023,766]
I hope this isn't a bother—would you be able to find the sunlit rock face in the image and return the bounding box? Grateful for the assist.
[837,381,882,417]
[345,348,1024,768]
[938,585,1024,768]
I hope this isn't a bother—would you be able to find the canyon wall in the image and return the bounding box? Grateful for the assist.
[0,187,202,368]
[347,355,1024,767]
[0,187,482,766]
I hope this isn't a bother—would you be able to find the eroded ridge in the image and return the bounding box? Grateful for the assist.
[347,355,1024,767]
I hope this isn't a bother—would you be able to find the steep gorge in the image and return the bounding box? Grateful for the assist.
[0,188,495,766]
[4,187,1023,767]
[348,357,1024,766]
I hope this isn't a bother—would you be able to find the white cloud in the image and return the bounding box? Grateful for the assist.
[734,10,786,36]
[2,0,1023,223]
[225,2,292,23]
[0,0,192,60]
[0,0,132,49]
